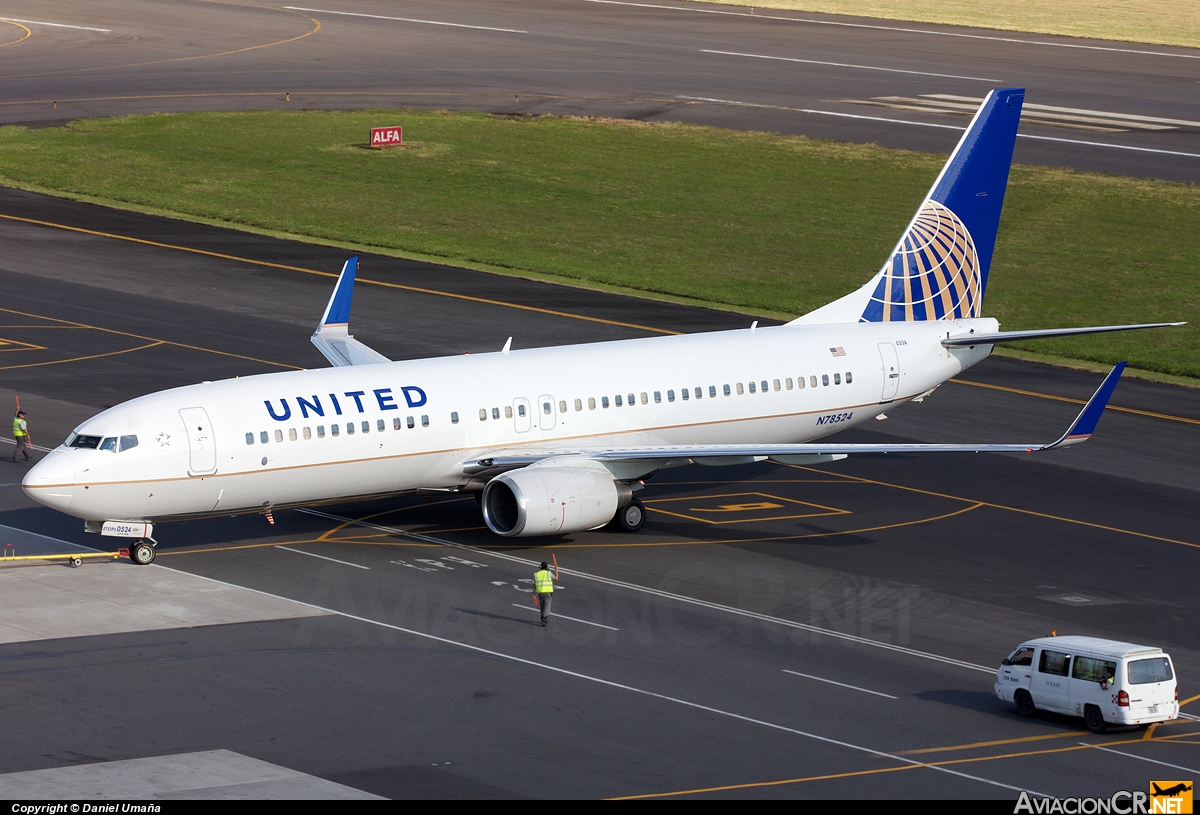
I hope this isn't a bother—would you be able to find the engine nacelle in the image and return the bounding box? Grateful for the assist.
[481,464,630,537]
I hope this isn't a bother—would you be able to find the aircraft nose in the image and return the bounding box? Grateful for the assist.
[22,450,75,513]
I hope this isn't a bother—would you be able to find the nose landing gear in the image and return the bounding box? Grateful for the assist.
[129,539,156,565]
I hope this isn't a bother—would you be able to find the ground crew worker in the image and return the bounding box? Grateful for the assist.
[534,561,554,626]
[12,410,32,462]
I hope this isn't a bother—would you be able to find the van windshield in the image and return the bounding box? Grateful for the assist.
[1128,657,1173,684]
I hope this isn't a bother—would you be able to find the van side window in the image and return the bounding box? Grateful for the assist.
[1038,649,1070,677]
[1128,657,1173,684]
[1072,656,1116,683]
[1008,647,1034,667]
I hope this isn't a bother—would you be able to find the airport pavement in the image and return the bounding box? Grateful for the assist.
[0,188,1196,798]
[0,0,1197,182]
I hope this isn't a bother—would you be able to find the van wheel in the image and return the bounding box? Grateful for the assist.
[1015,690,1035,717]
[1084,705,1107,733]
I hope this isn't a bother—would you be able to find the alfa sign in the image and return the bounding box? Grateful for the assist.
[370,126,403,147]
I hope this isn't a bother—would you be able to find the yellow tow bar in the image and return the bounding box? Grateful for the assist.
[2,544,124,568]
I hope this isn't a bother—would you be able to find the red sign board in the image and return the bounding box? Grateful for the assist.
[370,126,403,147]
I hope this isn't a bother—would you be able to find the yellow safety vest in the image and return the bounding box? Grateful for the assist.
[12,417,25,437]
[534,569,554,594]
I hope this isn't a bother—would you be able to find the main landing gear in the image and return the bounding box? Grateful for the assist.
[612,498,645,533]
[129,539,156,565]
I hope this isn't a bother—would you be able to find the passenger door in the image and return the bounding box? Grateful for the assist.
[179,406,217,476]
[877,342,900,403]
[537,394,556,431]
[513,398,531,433]
[1032,648,1072,713]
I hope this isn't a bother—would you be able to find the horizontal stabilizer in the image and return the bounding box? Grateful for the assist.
[461,364,1127,475]
[942,322,1185,347]
[311,257,392,367]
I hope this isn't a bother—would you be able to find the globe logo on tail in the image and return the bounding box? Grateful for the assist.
[861,200,982,322]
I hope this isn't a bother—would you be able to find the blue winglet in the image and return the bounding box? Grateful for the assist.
[319,257,359,327]
[1054,362,1126,446]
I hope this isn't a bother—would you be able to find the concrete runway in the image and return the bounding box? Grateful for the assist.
[0,0,1197,182]
[0,188,1197,799]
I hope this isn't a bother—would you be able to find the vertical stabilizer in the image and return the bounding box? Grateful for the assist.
[793,88,1025,325]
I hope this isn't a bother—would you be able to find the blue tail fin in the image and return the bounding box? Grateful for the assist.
[793,88,1024,325]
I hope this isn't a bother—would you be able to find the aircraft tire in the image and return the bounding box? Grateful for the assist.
[130,541,156,566]
[1014,690,1035,717]
[614,499,645,533]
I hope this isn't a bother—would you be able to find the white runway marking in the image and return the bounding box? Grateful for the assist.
[169,560,1041,796]
[585,1,1200,60]
[511,603,620,630]
[275,545,370,569]
[283,7,528,34]
[298,508,995,673]
[702,49,1000,83]
[783,669,898,699]
[1083,744,1200,775]
[675,96,1200,159]
[0,18,110,33]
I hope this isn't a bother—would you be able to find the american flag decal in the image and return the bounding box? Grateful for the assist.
[830,347,846,357]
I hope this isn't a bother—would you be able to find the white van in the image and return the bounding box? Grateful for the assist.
[995,636,1179,732]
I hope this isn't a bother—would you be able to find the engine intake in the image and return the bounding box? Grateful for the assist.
[481,465,631,536]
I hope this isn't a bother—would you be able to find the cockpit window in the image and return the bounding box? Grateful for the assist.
[119,435,138,452]
[69,434,102,449]
[99,437,118,453]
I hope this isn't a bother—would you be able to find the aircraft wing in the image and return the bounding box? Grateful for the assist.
[310,257,392,367]
[463,363,1125,476]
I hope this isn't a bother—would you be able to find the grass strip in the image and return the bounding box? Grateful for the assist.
[0,109,1195,378]
[688,1,1200,49]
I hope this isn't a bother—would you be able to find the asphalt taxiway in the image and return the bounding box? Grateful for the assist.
[0,0,1198,182]
[0,189,1196,799]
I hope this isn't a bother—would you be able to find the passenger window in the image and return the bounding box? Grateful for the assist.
[421,415,429,427]
[346,423,355,435]
[479,409,487,421]
[119,435,138,452]
[735,383,743,395]
[331,424,339,437]
[797,377,805,390]
[492,407,501,420]
[615,395,622,407]
[317,425,326,438]
[505,406,513,419]
[304,427,312,440]
[602,396,610,408]
[289,428,298,441]
[99,437,117,453]
[1038,649,1071,677]
[723,384,731,396]
[407,416,415,429]
[559,400,567,413]
[260,431,269,444]
[1072,656,1116,683]
[748,382,755,394]
[451,412,459,424]
[588,397,596,410]
[640,392,648,405]
[376,419,384,432]
[834,373,841,385]
[822,374,830,386]
[574,399,582,412]
[518,404,527,417]
[274,430,283,443]
[762,380,769,392]
[653,391,660,404]
[667,390,674,402]
[785,378,793,390]
[245,432,255,445]
[394,417,403,430]
[846,371,853,384]
[709,386,717,398]
[695,387,703,399]
[773,379,780,392]
[681,388,689,401]
[543,401,552,414]
[627,393,635,406]
[810,376,818,388]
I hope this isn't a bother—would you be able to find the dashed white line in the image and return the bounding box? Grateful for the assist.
[275,545,370,569]
[702,49,1000,83]
[283,7,528,34]
[584,0,1200,60]
[0,18,110,33]
[511,603,620,630]
[674,96,1200,158]
[1083,744,1200,775]
[783,669,899,699]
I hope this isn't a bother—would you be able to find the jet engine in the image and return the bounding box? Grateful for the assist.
[481,464,632,537]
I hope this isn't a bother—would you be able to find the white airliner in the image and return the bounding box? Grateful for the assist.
[22,88,1181,564]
